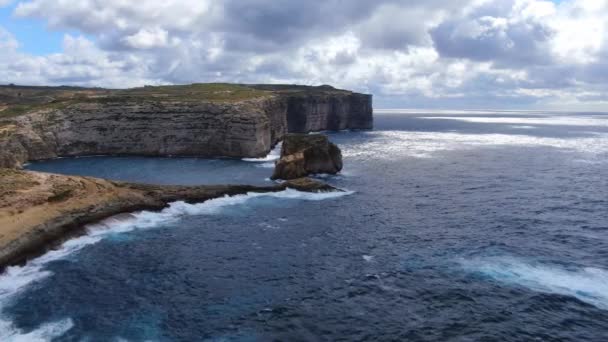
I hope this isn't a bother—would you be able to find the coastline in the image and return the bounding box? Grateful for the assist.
[0,83,366,272]
[0,169,336,270]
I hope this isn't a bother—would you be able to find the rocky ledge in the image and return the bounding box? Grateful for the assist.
[0,168,338,270]
[0,83,372,168]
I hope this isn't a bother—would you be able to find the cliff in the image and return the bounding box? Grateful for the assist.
[0,84,373,168]
[0,168,337,269]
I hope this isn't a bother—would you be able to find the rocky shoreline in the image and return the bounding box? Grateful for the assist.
[0,169,338,270]
[0,83,368,271]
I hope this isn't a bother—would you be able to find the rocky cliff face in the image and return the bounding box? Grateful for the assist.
[285,93,373,133]
[0,84,372,168]
[272,134,343,180]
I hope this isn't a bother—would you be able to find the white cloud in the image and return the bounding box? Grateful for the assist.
[549,0,608,64]
[122,27,172,49]
[2,0,608,110]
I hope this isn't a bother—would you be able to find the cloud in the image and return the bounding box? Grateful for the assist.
[431,0,557,67]
[122,27,173,49]
[2,0,608,110]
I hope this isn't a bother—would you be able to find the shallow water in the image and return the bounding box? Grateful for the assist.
[6,111,608,341]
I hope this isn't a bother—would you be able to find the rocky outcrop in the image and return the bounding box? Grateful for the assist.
[0,168,338,269]
[0,84,372,168]
[272,134,343,180]
[284,92,373,133]
[250,84,373,133]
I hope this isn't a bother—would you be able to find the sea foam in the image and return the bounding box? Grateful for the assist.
[0,318,74,342]
[0,188,353,341]
[463,257,608,310]
[242,143,282,163]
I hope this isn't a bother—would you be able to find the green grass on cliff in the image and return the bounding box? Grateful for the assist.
[0,101,73,120]
[121,83,272,102]
[0,83,356,118]
[0,83,273,118]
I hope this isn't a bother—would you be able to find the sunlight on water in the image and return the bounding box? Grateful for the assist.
[342,130,608,160]
[422,116,608,127]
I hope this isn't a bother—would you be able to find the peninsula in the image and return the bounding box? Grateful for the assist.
[0,83,372,269]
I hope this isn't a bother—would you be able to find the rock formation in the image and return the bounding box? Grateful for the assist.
[0,168,338,269]
[272,134,343,180]
[0,84,373,168]
[0,83,363,269]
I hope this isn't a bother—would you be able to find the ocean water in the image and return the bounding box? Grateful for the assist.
[6,111,608,341]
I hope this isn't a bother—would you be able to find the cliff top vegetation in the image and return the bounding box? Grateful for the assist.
[0,83,355,119]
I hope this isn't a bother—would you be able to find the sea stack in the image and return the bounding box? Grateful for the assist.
[272,134,343,180]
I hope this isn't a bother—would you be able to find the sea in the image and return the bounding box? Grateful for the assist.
[2,111,608,341]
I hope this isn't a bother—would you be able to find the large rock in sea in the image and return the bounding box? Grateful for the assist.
[271,134,343,180]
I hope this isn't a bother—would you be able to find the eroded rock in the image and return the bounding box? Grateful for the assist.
[272,134,343,180]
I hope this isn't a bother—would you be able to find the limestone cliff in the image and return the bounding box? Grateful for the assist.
[0,84,372,168]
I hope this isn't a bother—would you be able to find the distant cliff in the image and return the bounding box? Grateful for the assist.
[0,84,372,168]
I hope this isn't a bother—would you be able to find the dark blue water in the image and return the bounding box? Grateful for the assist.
[3,112,608,341]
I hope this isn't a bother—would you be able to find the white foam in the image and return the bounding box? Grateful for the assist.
[0,318,74,342]
[423,115,608,127]
[510,125,536,129]
[342,130,608,160]
[363,255,374,262]
[242,143,282,163]
[250,162,275,169]
[0,188,353,340]
[374,109,551,115]
[463,257,608,309]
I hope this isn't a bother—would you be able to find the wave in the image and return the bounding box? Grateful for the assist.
[254,162,275,169]
[0,318,74,342]
[462,257,608,309]
[242,143,282,163]
[0,188,353,340]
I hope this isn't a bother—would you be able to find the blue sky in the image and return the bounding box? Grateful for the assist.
[0,3,62,54]
[0,0,607,110]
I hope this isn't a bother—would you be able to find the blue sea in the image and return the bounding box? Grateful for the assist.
[3,111,608,341]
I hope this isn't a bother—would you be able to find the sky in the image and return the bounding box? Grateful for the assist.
[0,0,606,110]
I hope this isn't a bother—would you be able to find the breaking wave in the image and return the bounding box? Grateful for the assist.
[242,143,282,163]
[462,257,608,310]
[0,188,352,341]
[0,318,74,342]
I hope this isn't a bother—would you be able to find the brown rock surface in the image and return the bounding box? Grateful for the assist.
[272,134,343,180]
